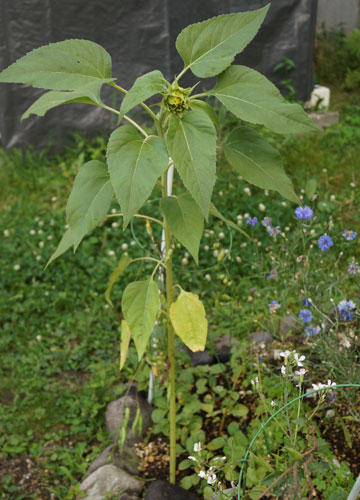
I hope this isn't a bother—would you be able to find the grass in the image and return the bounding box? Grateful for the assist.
[0,90,359,499]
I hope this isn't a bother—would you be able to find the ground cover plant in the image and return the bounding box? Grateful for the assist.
[1,9,360,500]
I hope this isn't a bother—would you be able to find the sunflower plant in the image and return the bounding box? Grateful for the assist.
[0,3,318,483]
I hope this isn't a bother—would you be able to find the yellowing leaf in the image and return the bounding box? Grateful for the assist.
[120,320,131,370]
[170,289,207,352]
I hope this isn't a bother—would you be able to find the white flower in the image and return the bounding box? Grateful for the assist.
[281,365,286,375]
[131,240,136,246]
[204,274,211,281]
[121,243,128,251]
[219,232,225,240]
[280,350,291,359]
[108,250,115,257]
[181,258,189,266]
[243,187,251,196]
[39,241,44,248]
[294,353,306,367]
[111,208,117,214]
[29,229,36,235]
[326,380,336,387]
[188,456,197,461]
[207,473,217,485]
[14,264,21,271]
[111,222,118,228]
[193,442,202,453]
[271,400,276,407]
[258,203,266,212]
[295,368,307,376]
[3,229,9,237]
[51,196,57,202]
[36,335,42,341]
[198,470,206,478]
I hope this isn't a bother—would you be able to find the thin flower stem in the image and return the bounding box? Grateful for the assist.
[99,103,149,137]
[174,66,189,83]
[106,213,164,228]
[132,257,165,271]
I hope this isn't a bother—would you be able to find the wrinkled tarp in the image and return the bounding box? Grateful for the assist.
[0,0,317,149]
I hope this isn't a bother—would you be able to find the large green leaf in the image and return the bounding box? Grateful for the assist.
[211,65,319,134]
[66,160,114,250]
[105,254,133,306]
[0,39,113,90]
[119,70,166,119]
[122,278,159,360]
[170,288,207,352]
[175,5,269,78]
[107,126,169,228]
[45,228,74,268]
[166,110,216,219]
[224,126,299,203]
[160,193,204,263]
[189,99,219,128]
[21,84,102,120]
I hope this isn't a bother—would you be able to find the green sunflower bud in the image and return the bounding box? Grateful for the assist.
[163,82,191,115]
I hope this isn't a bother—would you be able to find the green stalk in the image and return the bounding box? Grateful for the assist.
[164,214,177,483]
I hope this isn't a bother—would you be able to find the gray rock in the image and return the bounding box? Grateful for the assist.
[79,464,143,500]
[184,347,214,366]
[87,444,141,476]
[214,334,239,362]
[118,494,140,500]
[144,480,201,499]
[249,331,273,346]
[309,111,339,129]
[280,316,298,336]
[105,388,152,444]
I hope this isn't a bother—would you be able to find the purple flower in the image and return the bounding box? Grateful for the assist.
[262,217,272,227]
[305,325,319,337]
[342,230,357,241]
[299,309,312,323]
[337,299,356,321]
[246,217,258,226]
[302,298,312,307]
[269,300,281,314]
[348,262,359,275]
[268,269,278,279]
[294,205,313,220]
[318,235,333,251]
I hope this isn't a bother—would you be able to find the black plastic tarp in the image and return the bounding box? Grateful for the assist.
[0,0,318,149]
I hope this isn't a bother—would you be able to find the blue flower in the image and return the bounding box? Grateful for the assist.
[299,309,312,323]
[342,230,357,241]
[294,205,313,220]
[267,226,281,239]
[268,269,278,279]
[302,298,312,307]
[318,235,333,251]
[246,217,258,226]
[337,299,356,321]
[305,325,319,337]
[262,217,272,227]
[348,262,359,275]
[269,300,281,313]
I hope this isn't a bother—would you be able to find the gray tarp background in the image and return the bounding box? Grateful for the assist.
[0,0,318,149]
